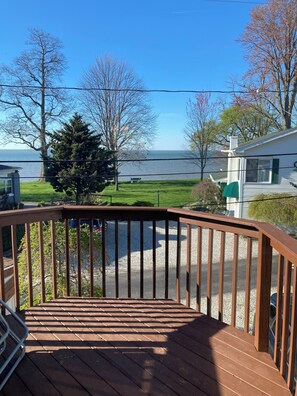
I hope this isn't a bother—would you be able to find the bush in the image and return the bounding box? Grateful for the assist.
[2,225,25,252]
[132,200,154,207]
[18,221,103,308]
[1,204,25,252]
[248,193,297,226]
[191,182,225,213]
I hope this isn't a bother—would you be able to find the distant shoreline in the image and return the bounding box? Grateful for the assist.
[2,149,227,183]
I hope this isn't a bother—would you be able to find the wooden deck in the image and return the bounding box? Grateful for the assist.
[0,298,292,396]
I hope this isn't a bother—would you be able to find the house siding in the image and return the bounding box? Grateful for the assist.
[226,131,297,219]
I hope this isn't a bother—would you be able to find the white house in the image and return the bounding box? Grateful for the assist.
[0,165,21,208]
[222,128,297,219]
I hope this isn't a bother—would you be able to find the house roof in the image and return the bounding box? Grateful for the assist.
[0,164,21,171]
[235,126,297,153]
[209,171,227,183]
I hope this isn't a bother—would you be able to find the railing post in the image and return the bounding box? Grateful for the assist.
[254,232,272,352]
[0,228,5,312]
[176,221,181,303]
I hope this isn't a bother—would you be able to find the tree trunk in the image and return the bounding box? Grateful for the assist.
[39,148,49,181]
[76,179,81,205]
[114,157,119,191]
[39,52,48,182]
[115,174,119,191]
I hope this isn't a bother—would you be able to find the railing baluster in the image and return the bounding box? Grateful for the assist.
[11,225,20,310]
[244,237,252,332]
[186,224,191,308]
[65,219,70,296]
[165,219,169,299]
[127,220,131,298]
[0,228,5,309]
[89,220,94,297]
[207,229,213,316]
[196,226,202,312]
[140,220,144,298]
[288,263,297,391]
[280,259,292,377]
[38,222,45,304]
[77,219,82,297]
[274,254,284,367]
[218,231,226,322]
[51,220,57,300]
[101,218,106,297]
[153,220,156,299]
[115,220,119,298]
[176,221,181,303]
[231,234,239,327]
[25,223,33,307]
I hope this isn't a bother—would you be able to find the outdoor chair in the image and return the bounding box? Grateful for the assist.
[0,300,28,390]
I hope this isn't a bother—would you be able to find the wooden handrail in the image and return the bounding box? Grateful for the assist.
[0,206,63,227]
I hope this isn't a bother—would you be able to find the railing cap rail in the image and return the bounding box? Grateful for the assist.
[168,207,260,228]
[0,206,63,227]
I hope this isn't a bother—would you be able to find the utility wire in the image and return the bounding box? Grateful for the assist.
[202,0,264,3]
[6,162,297,179]
[2,150,297,163]
[206,194,297,207]
[0,83,292,95]
[1,164,296,177]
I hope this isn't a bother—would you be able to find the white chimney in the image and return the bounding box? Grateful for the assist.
[229,136,238,150]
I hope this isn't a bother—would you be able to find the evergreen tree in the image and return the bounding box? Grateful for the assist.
[48,113,114,204]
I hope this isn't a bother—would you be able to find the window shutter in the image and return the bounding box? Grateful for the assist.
[272,159,279,184]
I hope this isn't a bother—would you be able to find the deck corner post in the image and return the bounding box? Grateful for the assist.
[254,231,272,352]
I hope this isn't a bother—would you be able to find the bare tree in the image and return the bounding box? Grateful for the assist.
[239,0,297,130]
[185,93,218,181]
[81,55,156,190]
[0,28,68,179]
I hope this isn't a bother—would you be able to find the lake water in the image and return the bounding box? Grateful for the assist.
[0,149,227,182]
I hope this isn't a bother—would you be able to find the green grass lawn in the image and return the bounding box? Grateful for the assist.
[21,182,65,203]
[104,179,199,207]
[21,179,199,207]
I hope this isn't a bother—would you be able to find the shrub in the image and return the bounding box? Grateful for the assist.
[132,200,154,207]
[18,221,103,308]
[2,225,25,252]
[191,182,225,213]
[248,193,297,226]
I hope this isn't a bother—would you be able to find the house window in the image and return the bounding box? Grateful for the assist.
[0,180,5,195]
[6,179,12,194]
[0,178,12,194]
[246,159,271,183]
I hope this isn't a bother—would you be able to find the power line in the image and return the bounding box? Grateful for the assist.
[2,159,297,177]
[0,83,291,95]
[1,150,297,163]
[6,161,296,179]
[202,0,264,3]
[207,194,297,207]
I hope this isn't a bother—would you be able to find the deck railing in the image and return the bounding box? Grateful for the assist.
[0,205,296,393]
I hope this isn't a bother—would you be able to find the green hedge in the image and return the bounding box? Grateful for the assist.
[2,224,25,252]
[248,193,297,226]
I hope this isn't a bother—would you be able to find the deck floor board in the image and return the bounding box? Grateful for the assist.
[0,298,292,396]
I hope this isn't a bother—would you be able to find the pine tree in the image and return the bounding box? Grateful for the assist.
[48,113,114,204]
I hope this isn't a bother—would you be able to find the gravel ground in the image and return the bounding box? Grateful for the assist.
[102,220,279,332]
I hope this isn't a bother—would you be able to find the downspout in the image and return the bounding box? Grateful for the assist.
[229,136,238,216]
[238,156,245,219]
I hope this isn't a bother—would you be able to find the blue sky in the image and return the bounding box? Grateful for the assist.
[1,0,264,150]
